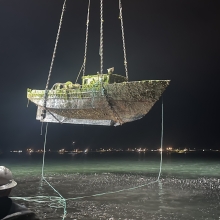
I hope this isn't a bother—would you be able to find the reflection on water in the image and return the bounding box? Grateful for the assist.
[1,152,220,219]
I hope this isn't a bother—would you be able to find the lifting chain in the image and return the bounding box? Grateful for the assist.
[119,0,128,80]
[100,0,104,75]
[42,0,67,120]
[75,0,91,83]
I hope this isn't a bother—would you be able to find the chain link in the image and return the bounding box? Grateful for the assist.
[100,0,104,75]
[119,0,128,80]
[75,0,91,83]
[43,0,67,111]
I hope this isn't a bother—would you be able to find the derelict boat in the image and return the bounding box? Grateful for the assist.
[27,69,170,126]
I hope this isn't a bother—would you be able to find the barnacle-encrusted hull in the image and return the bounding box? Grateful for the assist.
[27,80,170,126]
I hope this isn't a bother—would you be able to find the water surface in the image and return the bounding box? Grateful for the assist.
[1,151,220,219]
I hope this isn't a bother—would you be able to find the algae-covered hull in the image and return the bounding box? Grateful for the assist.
[27,80,170,126]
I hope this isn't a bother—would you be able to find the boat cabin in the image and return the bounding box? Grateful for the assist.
[82,68,127,86]
[50,68,127,90]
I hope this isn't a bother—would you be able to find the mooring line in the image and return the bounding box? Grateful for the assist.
[13,98,164,219]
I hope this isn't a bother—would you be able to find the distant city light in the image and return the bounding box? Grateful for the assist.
[27,148,33,153]
[8,147,219,154]
[10,150,22,153]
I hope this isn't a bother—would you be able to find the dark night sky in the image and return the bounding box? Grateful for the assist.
[0,0,219,151]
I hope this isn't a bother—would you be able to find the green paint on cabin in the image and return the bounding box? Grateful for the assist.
[82,73,126,86]
[27,73,127,100]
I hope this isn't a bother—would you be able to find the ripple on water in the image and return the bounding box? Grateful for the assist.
[11,173,220,220]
